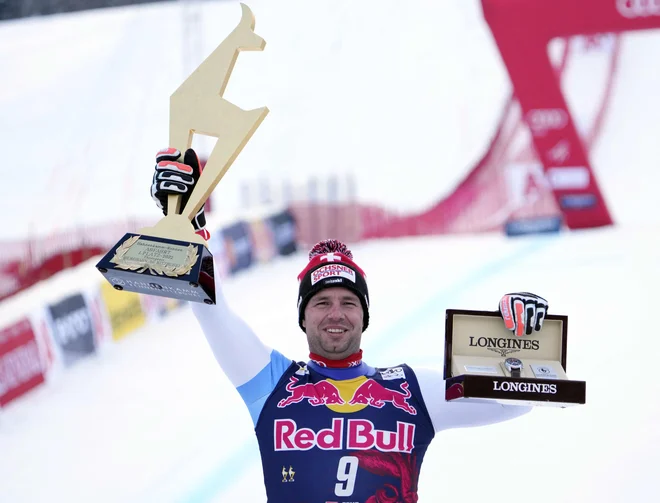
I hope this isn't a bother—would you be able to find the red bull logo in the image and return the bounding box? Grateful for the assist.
[277,376,417,415]
[348,380,417,415]
[278,377,345,407]
[274,417,416,453]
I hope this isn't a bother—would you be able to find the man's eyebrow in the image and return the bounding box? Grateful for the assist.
[313,294,358,301]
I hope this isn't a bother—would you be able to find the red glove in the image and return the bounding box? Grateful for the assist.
[150,147,210,240]
[499,292,548,337]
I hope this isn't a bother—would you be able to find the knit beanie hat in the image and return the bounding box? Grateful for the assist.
[297,239,370,332]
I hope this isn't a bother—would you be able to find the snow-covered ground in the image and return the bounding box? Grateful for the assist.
[1,1,659,502]
[2,228,658,503]
[0,0,511,239]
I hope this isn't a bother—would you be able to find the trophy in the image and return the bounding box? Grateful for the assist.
[444,309,586,407]
[96,3,269,305]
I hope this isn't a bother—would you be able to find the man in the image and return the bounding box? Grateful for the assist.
[151,148,549,502]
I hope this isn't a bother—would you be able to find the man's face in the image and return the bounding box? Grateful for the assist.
[302,287,363,360]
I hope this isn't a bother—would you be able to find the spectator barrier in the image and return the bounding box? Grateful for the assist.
[0,209,297,408]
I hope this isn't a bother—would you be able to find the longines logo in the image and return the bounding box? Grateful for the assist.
[493,381,557,394]
[468,336,540,357]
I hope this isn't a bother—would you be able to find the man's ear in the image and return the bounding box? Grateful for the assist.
[302,318,306,329]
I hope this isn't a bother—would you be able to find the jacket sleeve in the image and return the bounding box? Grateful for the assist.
[190,259,293,424]
[414,366,532,432]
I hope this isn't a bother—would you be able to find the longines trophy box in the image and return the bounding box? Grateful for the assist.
[444,309,586,407]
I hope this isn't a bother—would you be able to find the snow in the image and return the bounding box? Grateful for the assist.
[1,1,660,502]
[3,230,659,503]
[0,0,509,239]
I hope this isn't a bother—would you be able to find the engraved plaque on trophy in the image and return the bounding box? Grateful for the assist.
[96,3,269,304]
[444,309,586,407]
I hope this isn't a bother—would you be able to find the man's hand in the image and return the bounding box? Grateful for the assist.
[498,292,549,337]
[150,147,210,240]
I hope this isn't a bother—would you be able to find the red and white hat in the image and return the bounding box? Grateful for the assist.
[297,240,370,332]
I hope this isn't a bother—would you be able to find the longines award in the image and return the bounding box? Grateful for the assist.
[444,309,586,407]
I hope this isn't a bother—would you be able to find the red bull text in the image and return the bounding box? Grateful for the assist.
[274,418,416,453]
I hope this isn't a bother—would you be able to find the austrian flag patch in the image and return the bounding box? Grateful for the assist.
[311,264,356,285]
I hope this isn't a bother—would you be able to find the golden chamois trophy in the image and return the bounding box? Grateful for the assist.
[97,3,269,305]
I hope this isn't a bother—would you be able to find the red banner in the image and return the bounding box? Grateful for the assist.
[482,0,660,229]
[0,318,45,407]
[0,219,154,303]
[360,35,619,239]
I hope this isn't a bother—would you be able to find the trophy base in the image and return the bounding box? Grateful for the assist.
[446,374,586,408]
[96,233,216,305]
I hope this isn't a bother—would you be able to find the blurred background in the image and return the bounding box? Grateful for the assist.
[1,0,659,502]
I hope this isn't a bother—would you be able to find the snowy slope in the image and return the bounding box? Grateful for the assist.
[1,1,660,502]
[1,228,658,503]
[2,0,658,238]
[1,0,510,240]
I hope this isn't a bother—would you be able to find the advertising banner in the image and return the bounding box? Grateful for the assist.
[47,293,96,367]
[248,219,277,263]
[139,293,181,321]
[505,216,563,237]
[222,221,254,274]
[0,318,45,407]
[100,281,146,341]
[207,228,231,280]
[481,0,660,229]
[268,210,297,256]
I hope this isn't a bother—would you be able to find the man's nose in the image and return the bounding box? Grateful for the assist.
[327,303,345,319]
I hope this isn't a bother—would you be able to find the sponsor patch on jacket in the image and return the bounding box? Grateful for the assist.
[380,366,406,380]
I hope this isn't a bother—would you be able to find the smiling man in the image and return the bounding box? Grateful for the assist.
[151,148,550,503]
[303,288,363,357]
[297,246,370,362]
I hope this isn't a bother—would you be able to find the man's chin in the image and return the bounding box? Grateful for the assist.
[322,341,356,358]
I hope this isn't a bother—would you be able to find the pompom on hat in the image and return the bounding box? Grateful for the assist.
[297,239,370,332]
